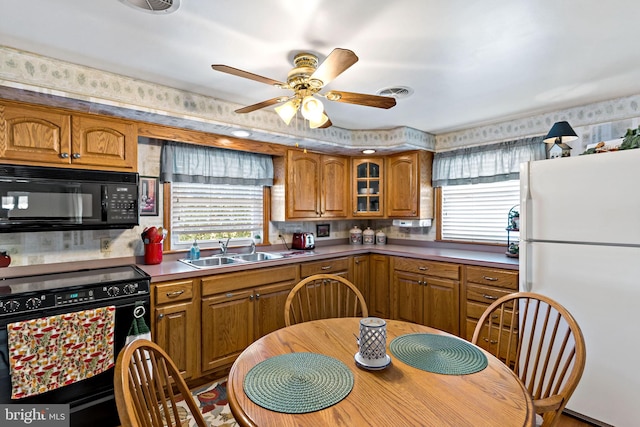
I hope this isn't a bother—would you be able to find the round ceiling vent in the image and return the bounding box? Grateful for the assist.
[376,86,414,99]
[118,0,180,14]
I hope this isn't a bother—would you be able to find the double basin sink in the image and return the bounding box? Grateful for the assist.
[179,252,284,269]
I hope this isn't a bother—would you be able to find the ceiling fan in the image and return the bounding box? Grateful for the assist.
[211,48,396,129]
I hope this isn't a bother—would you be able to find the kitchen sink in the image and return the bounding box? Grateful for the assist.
[179,252,284,269]
[179,256,237,268]
[230,252,284,262]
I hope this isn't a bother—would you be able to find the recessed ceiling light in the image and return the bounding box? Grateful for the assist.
[362,149,376,154]
[118,0,180,14]
[231,130,251,138]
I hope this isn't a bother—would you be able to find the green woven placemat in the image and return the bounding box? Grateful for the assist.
[389,333,488,375]
[243,352,354,414]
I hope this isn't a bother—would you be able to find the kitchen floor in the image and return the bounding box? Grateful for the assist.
[557,414,596,427]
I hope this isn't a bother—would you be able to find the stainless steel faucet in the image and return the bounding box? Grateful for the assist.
[219,237,231,254]
[250,241,256,254]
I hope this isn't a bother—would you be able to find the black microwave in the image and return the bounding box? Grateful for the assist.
[0,164,139,232]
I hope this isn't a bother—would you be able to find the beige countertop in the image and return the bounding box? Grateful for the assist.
[138,243,519,283]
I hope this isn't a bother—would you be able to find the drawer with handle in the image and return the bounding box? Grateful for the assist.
[300,257,350,277]
[154,280,194,304]
[393,257,460,280]
[466,266,518,290]
[466,283,515,306]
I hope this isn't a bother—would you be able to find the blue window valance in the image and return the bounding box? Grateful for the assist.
[160,141,274,186]
[432,136,545,187]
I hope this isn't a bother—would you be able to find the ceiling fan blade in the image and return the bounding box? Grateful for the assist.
[310,48,358,86]
[235,97,284,114]
[211,64,285,87]
[326,91,397,109]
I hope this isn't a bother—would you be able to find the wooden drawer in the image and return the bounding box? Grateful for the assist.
[202,265,297,297]
[466,266,518,290]
[466,283,515,306]
[394,257,459,280]
[467,300,517,327]
[154,280,194,304]
[468,320,518,367]
[300,257,350,277]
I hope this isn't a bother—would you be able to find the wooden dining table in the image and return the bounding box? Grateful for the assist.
[227,318,535,427]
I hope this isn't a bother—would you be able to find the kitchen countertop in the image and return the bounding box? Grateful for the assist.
[138,243,519,283]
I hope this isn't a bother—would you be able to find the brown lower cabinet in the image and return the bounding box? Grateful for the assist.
[152,278,199,381]
[392,257,460,336]
[150,254,517,383]
[462,265,519,362]
[200,265,298,373]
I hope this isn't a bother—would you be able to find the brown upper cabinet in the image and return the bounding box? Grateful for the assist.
[386,150,433,218]
[273,150,349,220]
[352,158,384,217]
[0,101,137,171]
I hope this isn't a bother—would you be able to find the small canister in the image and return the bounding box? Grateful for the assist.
[363,227,375,245]
[349,225,363,245]
[375,230,387,245]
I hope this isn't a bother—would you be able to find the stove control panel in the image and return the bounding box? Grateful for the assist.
[0,280,149,317]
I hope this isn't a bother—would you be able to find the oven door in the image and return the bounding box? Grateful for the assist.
[0,295,150,427]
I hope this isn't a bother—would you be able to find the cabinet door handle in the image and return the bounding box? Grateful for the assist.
[321,265,332,270]
[60,152,69,159]
[166,290,184,298]
[482,276,498,281]
[225,292,234,298]
[249,294,254,300]
[72,153,81,159]
[157,313,164,320]
[255,293,260,299]
[419,266,429,271]
[482,294,498,300]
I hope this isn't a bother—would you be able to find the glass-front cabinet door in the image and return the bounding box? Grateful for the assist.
[352,158,384,217]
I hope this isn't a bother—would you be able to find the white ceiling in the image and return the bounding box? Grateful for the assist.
[3,0,640,135]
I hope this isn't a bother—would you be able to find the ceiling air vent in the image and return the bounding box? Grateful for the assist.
[376,86,413,99]
[118,0,180,14]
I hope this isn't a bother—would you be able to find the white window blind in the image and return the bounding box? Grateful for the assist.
[170,182,263,248]
[441,180,519,243]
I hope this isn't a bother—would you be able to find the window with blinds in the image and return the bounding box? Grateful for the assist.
[170,182,264,249]
[440,180,519,243]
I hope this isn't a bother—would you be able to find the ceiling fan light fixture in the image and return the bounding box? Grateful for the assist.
[301,96,324,122]
[309,113,330,129]
[275,100,299,125]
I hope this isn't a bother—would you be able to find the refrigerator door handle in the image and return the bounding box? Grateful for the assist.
[520,240,533,292]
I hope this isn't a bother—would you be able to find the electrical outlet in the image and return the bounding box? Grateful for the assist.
[100,238,111,253]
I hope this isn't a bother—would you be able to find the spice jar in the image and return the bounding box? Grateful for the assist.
[363,227,375,245]
[375,230,387,245]
[349,225,363,245]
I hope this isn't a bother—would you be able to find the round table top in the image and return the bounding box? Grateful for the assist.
[228,318,535,427]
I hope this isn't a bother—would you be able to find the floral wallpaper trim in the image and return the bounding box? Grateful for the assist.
[0,46,435,152]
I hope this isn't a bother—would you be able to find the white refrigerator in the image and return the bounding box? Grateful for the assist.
[520,148,640,427]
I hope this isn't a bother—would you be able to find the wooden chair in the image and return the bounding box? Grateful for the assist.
[114,339,207,427]
[284,274,368,327]
[472,292,586,427]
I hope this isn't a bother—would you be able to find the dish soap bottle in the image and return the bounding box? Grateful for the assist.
[190,240,200,260]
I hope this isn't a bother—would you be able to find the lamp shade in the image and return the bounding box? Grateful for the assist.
[301,96,324,122]
[544,121,578,143]
[309,113,329,129]
[275,100,299,125]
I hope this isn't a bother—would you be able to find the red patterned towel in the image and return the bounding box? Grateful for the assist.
[7,306,116,399]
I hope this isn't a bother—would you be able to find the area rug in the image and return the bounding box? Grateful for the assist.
[176,378,238,426]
